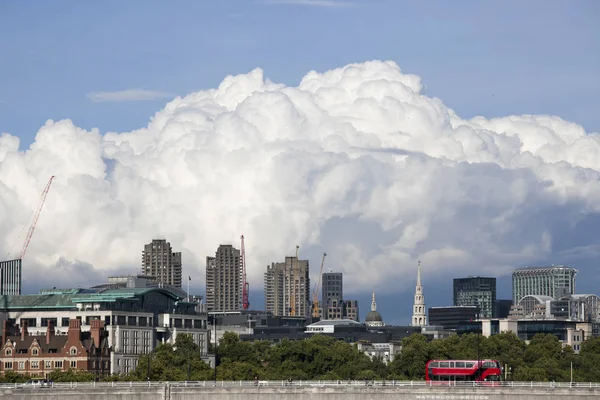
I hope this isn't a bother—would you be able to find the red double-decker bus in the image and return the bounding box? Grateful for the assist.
[426,359,502,383]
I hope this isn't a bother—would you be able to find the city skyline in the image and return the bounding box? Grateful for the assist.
[1,2,599,326]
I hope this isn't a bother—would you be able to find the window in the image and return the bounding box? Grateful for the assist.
[70,360,76,368]
[18,361,25,370]
[45,361,51,368]
[32,348,39,356]
[5,349,11,356]
[31,361,39,369]
[70,347,77,355]
[54,361,63,369]
[4,362,12,369]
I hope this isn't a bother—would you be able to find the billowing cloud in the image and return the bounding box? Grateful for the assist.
[2,60,600,295]
[86,89,175,103]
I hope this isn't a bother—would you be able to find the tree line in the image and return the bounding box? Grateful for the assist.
[2,331,600,383]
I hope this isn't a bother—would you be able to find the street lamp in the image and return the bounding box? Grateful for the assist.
[213,314,218,382]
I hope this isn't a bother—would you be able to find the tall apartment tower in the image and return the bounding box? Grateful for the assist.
[264,256,310,317]
[453,277,497,319]
[141,239,182,288]
[411,261,427,326]
[0,259,22,295]
[512,265,577,304]
[205,245,241,312]
[322,272,343,319]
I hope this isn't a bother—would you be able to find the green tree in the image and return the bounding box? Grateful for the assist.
[388,334,430,379]
[578,336,600,382]
[48,369,95,382]
[128,333,213,381]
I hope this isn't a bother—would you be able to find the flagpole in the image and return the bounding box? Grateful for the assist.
[187,276,190,302]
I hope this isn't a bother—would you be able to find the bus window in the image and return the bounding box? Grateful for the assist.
[440,362,450,368]
[455,361,465,368]
[466,362,475,368]
[430,362,439,368]
[483,361,495,368]
[449,362,455,368]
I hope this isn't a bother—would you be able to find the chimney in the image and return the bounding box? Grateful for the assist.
[2,320,10,342]
[21,321,28,341]
[68,319,81,343]
[46,320,55,345]
[90,320,104,348]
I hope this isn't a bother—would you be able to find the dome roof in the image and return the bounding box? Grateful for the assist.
[365,310,383,322]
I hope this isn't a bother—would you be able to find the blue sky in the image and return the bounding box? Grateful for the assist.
[2,0,600,324]
[1,0,599,149]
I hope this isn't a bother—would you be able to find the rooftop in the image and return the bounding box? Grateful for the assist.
[0,286,183,311]
[513,265,578,273]
[308,319,364,327]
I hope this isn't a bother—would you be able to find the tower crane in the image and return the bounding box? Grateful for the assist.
[290,245,299,316]
[3,176,55,262]
[240,235,250,310]
[311,252,327,318]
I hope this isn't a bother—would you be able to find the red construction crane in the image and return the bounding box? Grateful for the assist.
[241,234,250,310]
[20,176,55,260]
[3,175,55,263]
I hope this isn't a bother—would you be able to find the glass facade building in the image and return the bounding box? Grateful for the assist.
[0,259,22,295]
[512,265,577,304]
[453,277,497,319]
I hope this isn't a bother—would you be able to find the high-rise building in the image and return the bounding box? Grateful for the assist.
[496,299,513,318]
[322,272,343,319]
[141,239,182,288]
[428,306,478,330]
[264,256,310,317]
[0,259,22,295]
[453,277,497,319]
[411,261,427,326]
[205,245,241,312]
[512,265,577,304]
[343,300,360,322]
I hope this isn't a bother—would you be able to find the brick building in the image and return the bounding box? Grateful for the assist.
[0,318,110,378]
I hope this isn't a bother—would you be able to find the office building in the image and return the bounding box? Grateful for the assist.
[496,299,513,318]
[343,300,360,322]
[428,306,478,330]
[453,277,497,318]
[512,265,577,304]
[205,245,242,312]
[141,239,182,288]
[0,259,22,295]
[322,272,343,320]
[264,256,310,317]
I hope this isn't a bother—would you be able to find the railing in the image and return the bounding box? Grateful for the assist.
[2,380,600,390]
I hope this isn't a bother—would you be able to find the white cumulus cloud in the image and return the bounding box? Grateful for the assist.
[86,89,176,103]
[1,60,600,296]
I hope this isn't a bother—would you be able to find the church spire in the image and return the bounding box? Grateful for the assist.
[417,260,422,286]
[411,260,427,327]
[371,292,377,312]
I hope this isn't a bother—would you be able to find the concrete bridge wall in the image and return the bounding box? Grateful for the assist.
[2,385,600,400]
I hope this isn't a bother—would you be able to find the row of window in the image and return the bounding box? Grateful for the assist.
[5,346,79,357]
[4,360,75,369]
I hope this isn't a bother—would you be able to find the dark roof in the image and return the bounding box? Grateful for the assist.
[365,310,383,322]
[4,335,68,353]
